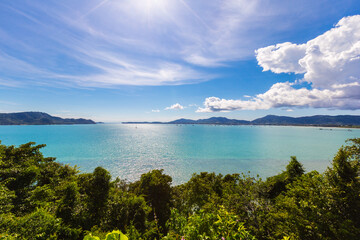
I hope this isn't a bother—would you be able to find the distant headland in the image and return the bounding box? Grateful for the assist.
[0,112,96,125]
[123,115,360,127]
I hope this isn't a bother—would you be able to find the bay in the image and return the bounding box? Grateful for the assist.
[0,124,359,184]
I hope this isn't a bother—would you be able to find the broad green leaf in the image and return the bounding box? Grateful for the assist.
[105,230,128,240]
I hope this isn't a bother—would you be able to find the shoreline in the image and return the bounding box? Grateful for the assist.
[122,122,360,129]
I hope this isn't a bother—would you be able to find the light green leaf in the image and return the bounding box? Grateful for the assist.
[105,230,128,240]
[83,234,100,240]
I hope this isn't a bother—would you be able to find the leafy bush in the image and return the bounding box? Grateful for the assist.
[166,206,256,240]
[83,230,128,240]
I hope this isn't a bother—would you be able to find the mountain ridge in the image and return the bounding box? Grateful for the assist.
[123,115,360,127]
[0,112,96,125]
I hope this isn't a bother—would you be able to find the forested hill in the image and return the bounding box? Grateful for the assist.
[123,115,360,127]
[0,112,95,125]
[251,115,360,126]
[169,117,250,125]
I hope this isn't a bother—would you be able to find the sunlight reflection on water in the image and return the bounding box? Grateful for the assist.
[0,124,359,184]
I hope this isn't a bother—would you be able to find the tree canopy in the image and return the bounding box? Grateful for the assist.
[0,139,359,239]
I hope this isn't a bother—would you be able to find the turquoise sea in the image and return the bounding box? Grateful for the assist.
[0,124,359,184]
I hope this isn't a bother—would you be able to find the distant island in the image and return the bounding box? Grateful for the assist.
[0,112,96,125]
[123,115,360,127]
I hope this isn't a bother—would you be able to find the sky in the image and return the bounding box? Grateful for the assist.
[1,0,360,122]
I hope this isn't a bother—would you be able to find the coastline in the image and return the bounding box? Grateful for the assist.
[122,122,360,129]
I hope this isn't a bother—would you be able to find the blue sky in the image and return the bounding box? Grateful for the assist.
[1,0,360,122]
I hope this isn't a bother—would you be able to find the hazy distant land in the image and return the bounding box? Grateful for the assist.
[2,112,360,127]
[123,115,360,127]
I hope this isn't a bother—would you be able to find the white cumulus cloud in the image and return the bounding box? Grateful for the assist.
[165,103,185,110]
[256,15,360,88]
[199,15,360,112]
[197,81,360,112]
[255,42,306,74]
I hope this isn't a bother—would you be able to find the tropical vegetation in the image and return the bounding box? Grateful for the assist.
[0,138,359,239]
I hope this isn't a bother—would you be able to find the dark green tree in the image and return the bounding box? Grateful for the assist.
[267,171,329,240]
[325,147,360,239]
[83,167,111,227]
[286,156,305,179]
[0,142,47,213]
[264,156,305,199]
[105,190,150,234]
[0,183,15,215]
[56,182,80,226]
[174,172,223,214]
[134,169,172,234]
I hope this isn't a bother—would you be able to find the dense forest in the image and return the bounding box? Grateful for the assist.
[0,138,359,240]
[0,112,95,125]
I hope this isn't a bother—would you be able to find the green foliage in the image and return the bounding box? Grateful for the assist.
[133,169,172,233]
[264,156,305,199]
[6,208,60,240]
[344,138,360,160]
[0,234,18,240]
[83,235,100,240]
[174,172,223,213]
[1,139,360,240]
[0,142,47,213]
[166,206,256,240]
[267,171,329,240]
[56,181,80,225]
[0,208,81,240]
[0,141,78,215]
[286,156,304,179]
[86,167,111,227]
[104,230,128,240]
[83,230,128,240]
[324,146,360,239]
[264,142,360,240]
[0,184,15,214]
[104,191,150,234]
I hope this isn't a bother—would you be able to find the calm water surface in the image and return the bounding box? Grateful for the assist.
[0,124,359,184]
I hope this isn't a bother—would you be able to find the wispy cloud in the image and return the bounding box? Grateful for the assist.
[0,100,18,106]
[0,0,214,87]
[0,0,344,87]
[188,104,198,107]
